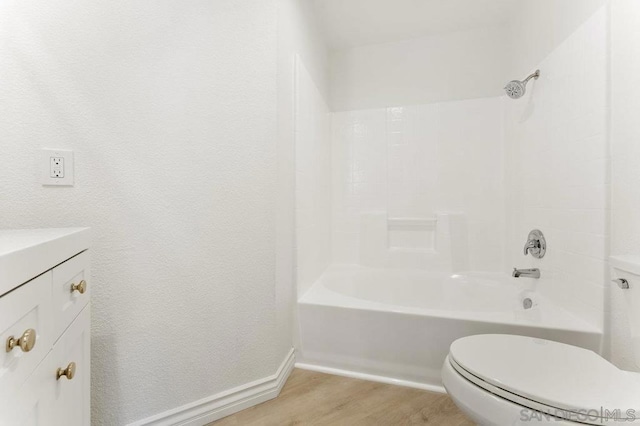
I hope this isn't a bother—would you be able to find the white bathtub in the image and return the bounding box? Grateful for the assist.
[296,264,602,391]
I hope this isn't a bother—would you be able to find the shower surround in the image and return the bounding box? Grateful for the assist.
[295,4,609,390]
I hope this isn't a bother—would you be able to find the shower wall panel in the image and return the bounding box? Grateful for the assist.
[331,97,505,272]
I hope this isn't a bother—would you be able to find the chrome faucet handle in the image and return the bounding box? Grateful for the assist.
[523,230,546,259]
[523,240,538,256]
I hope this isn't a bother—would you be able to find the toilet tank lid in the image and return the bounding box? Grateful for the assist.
[450,334,640,418]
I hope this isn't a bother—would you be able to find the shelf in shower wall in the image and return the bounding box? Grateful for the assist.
[387,217,437,230]
[387,217,437,252]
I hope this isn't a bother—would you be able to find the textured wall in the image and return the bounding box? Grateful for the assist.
[329,26,509,111]
[504,6,609,329]
[0,0,282,424]
[330,97,505,272]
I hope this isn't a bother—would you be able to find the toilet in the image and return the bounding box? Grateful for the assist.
[442,334,640,425]
[443,259,640,425]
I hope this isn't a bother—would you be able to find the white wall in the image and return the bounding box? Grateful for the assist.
[294,58,331,297]
[0,0,284,424]
[327,0,609,112]
[609,0,640,371]
[508,0,608,77]
[331,97,505,272]
[313,0,516,50]
[329,26,509,111]
[504,5,609,329]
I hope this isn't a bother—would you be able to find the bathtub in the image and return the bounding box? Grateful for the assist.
[296,264,602,391]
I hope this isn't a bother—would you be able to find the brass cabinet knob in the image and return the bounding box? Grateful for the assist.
[70,280,87,294]
[56,362,76,380]
[6,328,37,353]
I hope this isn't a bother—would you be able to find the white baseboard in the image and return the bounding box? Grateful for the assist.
[128,348,296,426]
[295,362,446,394]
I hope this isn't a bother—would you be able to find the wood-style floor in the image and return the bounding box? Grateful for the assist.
[211,369,474,426]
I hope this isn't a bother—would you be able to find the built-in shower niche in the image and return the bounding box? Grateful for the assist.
[388,217,436,251]
[359,212,469,272]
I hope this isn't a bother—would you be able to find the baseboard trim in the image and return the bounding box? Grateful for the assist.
[128,348,296,426]
[295,362,446,394]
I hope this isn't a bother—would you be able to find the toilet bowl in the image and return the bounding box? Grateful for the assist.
[442,334,640,426]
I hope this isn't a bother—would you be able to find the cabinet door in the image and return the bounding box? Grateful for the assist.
[0,272,53,401]
[0,347,55,426]
[49,305,90,426]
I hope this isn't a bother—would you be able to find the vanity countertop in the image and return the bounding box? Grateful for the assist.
[0,228,91,296]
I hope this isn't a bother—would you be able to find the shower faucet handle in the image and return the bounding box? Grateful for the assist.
[523,240,538,256]
[523,229,546,259]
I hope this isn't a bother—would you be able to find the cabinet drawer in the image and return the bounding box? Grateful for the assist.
[52,251,90,338]
[0,272,53,401]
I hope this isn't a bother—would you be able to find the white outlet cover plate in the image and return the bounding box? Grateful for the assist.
[41,149,74,186]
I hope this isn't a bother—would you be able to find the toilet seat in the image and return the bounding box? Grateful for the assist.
[448,335,640,425]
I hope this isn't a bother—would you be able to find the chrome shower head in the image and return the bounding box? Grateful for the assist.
[504,80,526,99]
[504,70,540,99]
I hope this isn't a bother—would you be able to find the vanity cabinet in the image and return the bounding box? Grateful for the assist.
[0,228,91,426]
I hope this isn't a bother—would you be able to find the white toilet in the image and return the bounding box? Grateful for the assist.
[443,334,640,425]
[443,260,640,425]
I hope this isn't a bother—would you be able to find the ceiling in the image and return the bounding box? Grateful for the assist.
[313,0,517,50]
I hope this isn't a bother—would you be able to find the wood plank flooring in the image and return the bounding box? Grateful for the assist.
[211,369,473,425]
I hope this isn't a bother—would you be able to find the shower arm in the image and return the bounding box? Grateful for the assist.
[522,70,541,84]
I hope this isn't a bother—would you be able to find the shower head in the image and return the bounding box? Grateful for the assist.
[504,70,540,99]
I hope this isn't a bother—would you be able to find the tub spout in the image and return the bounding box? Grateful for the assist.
[512,268,540,279]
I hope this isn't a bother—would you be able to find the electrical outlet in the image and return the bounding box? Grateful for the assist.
[50,157,64,178]
[42,149,74,186]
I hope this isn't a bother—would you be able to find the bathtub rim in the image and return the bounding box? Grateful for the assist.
[300,276,603,336]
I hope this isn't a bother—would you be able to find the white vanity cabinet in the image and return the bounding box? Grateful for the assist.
[0,228,91,426]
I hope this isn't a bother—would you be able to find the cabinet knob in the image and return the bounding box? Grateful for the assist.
[6,328,37,353]
[71,280,87,294]
[56,362,76,380]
